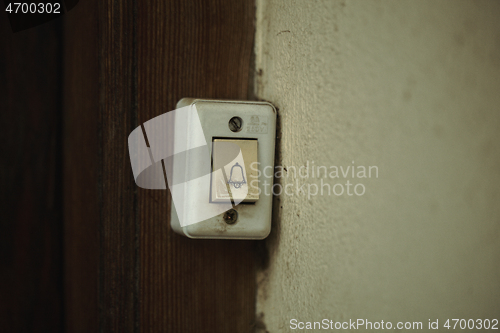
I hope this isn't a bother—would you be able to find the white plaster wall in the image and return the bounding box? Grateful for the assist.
[254,1,500,331]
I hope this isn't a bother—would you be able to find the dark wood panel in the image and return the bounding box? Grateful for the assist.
[136,1,256,332]
[0,17,63,333]
[63,0,256,331]
[62,1,100,332]
[64,0,138,332]
[97,0,139,332]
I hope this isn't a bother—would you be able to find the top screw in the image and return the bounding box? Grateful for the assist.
[228,116,243,132]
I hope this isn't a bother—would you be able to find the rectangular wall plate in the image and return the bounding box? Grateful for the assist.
[170,98,277,239]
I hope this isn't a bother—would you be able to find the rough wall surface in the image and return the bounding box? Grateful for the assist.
[254,1,500,331]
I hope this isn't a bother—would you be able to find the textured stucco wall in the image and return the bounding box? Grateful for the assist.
[254,1,500,331]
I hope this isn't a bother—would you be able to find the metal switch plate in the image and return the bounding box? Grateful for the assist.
[170,98,277,239]
[211,139,259,203]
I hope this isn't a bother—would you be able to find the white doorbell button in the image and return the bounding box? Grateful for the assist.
[211,138,259,203]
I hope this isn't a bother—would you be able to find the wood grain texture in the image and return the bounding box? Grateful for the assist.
[98,0,140,332]
[64,0,139,332]
[136,1,256,332]
[62,1,99,332]
[98,1,139,332]
[0,17,63,333]
[64,0,256,331]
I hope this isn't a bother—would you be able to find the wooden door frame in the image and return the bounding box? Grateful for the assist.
[63,0,257,332]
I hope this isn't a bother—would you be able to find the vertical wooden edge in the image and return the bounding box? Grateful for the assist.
[97,0,138,332]
[62,1,100,332]
[64,0,140,331]
[137,1,257,332]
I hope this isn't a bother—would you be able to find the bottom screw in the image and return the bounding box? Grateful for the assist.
[223,209,238,224]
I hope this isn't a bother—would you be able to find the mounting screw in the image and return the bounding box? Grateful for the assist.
[223,209,238,224]
[228,116,243,132]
